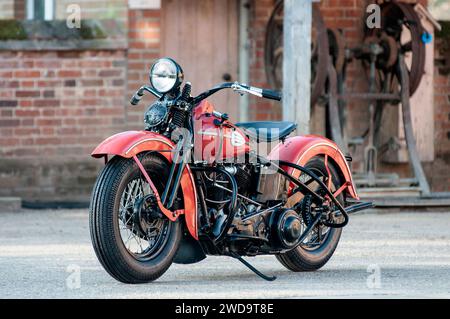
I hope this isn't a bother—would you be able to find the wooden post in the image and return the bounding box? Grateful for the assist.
[283,0,312,134]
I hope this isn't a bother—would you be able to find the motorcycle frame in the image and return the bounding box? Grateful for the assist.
[189,158,350,256]
[91,82,364,248]
[92,132,358,247]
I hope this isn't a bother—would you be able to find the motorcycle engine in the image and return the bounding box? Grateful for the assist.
[206,165,304,253]
[230,207,304,255]
[206,164,253,209]
[232,164,253,195]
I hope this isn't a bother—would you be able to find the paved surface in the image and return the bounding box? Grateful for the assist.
[0,209,449,299]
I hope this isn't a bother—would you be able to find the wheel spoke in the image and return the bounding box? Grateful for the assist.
[134,233,144,253]
[124,229,133,248]
[117,175,169,260]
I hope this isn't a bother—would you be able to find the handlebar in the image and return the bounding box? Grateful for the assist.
[261,88,282,101]
[230,83,282,101]
[130,82,282,106]
[130,91,144,106]
[192,82,282,105]
[130,86,162,106]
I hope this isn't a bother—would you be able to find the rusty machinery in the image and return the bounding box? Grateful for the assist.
[265,0,435,198]
[265,0,329,107]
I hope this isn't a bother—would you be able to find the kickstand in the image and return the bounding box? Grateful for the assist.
[229,252,277,282]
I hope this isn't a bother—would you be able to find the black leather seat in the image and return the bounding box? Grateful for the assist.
[235,121,297,143]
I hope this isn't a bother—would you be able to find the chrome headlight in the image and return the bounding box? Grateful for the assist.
[149,58,183,94]
[144,101,168,128]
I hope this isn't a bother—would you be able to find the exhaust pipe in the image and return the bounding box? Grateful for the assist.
[344,202,375,215]
[334,202,374,217]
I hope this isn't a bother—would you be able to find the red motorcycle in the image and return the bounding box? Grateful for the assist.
[90,58,372,283]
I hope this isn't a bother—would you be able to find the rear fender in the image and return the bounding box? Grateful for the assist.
[268,135,359,200]
[91,131,198,240]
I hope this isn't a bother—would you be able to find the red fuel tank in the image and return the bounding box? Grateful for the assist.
[193,100,249,163]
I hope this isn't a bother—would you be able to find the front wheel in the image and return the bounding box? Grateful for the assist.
[277,156,344,272]
[89,153,182,283]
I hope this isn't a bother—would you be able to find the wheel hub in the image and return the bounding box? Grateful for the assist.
[132,194,163,238]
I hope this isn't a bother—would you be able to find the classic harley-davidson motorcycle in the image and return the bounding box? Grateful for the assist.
[90,58,372,283]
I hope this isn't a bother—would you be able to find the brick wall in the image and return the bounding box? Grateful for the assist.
[0,50,127,203]
[1,0,449,203]
[0,0,14,19]
[0,3,161,204]
[248,0,280,121]
[126,8,161,130]
[55,0,127,25]
[14,0,25,19]
[2,0,127,23]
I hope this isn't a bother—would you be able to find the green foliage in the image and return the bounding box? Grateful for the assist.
[79,21,108,40]
[0,20,27,40]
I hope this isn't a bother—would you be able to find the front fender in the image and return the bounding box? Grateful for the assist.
[268,135,359,200]
[92,131,174,160]
[91,131,198,240]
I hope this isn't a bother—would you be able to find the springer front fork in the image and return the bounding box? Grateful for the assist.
[160,139,188,209]
[132,137,191,221]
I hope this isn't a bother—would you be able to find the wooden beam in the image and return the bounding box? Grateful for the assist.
[283,0,312,134]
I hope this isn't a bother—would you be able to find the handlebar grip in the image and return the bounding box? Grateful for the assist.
[262,89,282,101]
[130,91,144,106]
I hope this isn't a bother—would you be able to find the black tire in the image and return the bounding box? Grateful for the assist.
[276,156,344,272]
[89,153,182,283]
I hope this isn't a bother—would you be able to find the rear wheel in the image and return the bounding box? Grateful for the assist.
[89,153,182,283]
[277,156,344,272]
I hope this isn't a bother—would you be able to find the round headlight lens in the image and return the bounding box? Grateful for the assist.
[150,58,183,94]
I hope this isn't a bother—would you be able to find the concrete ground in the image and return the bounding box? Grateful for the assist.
[0,209,449,299]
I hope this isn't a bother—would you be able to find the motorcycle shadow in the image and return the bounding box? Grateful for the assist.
[154,263,362,284]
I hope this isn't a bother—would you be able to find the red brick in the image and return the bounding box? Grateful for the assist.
[98,70,122,77]
[34,100,61,107]
[37,80,60,87]
[81,79,104,87]
[19,100,33,107]
[57,127,82,135]
[14,128,40,136]
[0,100,18,107]
[41,127,55,135]
[21,118,35,126]
[16,90,40,98]
[21,81,35,88]
[1,110,13,117]
[35,137,61,145]
[0,71,13,78]
[0,80,19,88]
[0,138,20,146]
[58,70,82,78]
[15,109,40,117]
[36,118,62,126]
[14,70,40,78]
[0,119,20,127]
[42,109,55,117]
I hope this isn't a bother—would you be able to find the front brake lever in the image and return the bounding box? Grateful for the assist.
[231,82,263,98]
